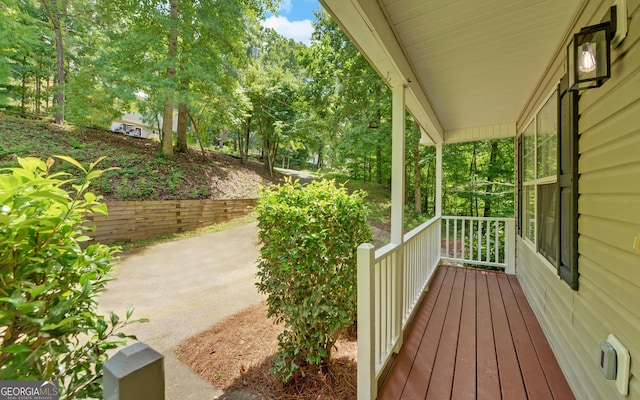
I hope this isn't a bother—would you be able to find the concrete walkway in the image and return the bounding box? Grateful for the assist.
[98,222,264,400]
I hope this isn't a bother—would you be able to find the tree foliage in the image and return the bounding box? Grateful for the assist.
[303,10,392,183]
[0,156,146,398]
[255,178,371,382]
[442,139,514,217]
[0,1,514,216]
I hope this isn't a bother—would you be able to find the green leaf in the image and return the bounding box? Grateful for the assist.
[54,155,87,174]
[30,190,69,203]
[109,312,119,326]
[83,192,96,204]
[90,203,108,215]
[3,344,33,354]
[17,157,46,173]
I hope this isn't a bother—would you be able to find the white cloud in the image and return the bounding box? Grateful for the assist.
[261,16,314,46]
[279,0,293,13]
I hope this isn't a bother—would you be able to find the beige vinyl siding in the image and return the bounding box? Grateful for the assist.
[516,0,640,399]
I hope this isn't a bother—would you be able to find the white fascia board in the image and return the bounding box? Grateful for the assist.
[321,0,444,144]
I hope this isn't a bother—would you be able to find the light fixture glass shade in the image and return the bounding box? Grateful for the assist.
[578,43,597,73]
[567,22,611,91]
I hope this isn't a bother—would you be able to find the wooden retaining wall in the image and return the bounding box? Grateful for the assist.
[85,199,257,243]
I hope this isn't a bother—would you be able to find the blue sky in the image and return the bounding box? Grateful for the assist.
[261,0,322,46]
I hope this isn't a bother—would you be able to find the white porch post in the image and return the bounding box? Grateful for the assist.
[435,143,443,218]
[391,84,406,244]
[357,243,376,400]
[391,84,405,353]
[435,143,443,264]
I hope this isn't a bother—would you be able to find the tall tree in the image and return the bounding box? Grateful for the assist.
[303,10,392,182]
[0,0,54,114]
[242,27,305,175]
[39,0,66,124]
[103,0,278,157]
[161,0,178,157]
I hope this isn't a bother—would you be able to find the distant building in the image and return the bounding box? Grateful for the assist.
[111,112,178,139]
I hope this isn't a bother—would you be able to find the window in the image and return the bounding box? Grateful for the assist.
[520,91,558,265]
[518,79,578,290]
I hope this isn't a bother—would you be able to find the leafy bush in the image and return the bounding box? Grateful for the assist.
[255,178,371,382]
[0,156,145,399]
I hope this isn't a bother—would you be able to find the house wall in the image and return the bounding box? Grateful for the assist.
[111,112,176,139]
[516,0,640,399]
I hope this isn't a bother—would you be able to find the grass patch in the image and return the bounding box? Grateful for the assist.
[0,114,274,201]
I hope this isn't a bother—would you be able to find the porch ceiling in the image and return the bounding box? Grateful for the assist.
[319,0,584,144]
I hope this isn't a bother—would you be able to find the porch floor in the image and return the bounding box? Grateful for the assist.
[378,266,575,400]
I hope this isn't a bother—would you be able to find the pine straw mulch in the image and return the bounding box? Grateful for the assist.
[175,302,358,400]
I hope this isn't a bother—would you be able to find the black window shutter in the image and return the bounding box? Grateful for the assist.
[517,134,523,237]
[557,78,579,290]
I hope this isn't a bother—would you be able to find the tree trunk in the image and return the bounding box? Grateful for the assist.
[40,0,65,124]
[45,77,50,113]
[176,102,189,153]
[483,140,499,217]
[376,145,382,184]
[35,72,41,115]
[20,60,26,114]
[239,116,251,164]
[316,145,323,170]
[188,111,206,158]
[53,7,64,123]
[263,135,277,176]
[424,160,431,214]
[162,0,179,157]
[470,142,478,217]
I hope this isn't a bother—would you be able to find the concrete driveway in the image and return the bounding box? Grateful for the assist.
[98,222,264,400]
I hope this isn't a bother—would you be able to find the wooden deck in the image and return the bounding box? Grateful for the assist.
[378,266,575,400]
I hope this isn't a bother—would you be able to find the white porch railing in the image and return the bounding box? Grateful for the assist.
[441,216,515,273]
[357,216,515,400]
[357,216,441,400]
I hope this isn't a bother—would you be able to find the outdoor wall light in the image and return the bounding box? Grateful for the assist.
[567,0,628,91]
[567,22,611,91]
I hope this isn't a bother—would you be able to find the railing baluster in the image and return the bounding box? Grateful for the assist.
[440,216,514,270]
[477,220,482,262]
[494,221,499,264]
[486,219,490,262]
[387,254,392,353]
[453,219,457,260]
[376,258,382,366]
[469,220,475,261]
[461,218,466,261]
[445,218,450,258]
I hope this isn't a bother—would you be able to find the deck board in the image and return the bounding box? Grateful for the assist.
[507,275,576,400]
[475,271,501,400]
[377,268,447,399]
[425,268,465,399]
[378,266,575,400]
[487,272,527,399]
[399,268,455,399]
[451,269,476,400]
[497,273,553,400]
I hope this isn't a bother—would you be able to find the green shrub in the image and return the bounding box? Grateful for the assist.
[0,156,146,399]
[255,178,371,382]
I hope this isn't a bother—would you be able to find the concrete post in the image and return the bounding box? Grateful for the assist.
[103,342,164,400]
